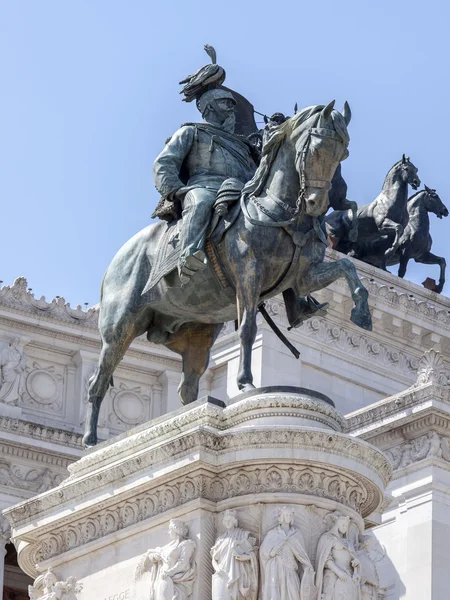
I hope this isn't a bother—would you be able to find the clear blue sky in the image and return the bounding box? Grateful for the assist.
[1,0,449,306]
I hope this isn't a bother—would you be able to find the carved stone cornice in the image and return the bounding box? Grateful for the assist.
[346,382,450,437]
[5,423,390,531]
[14,461,381,576]
[0,415,84,450]
[0,440,75,468]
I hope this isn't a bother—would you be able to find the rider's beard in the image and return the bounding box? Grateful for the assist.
[221,112,236,134]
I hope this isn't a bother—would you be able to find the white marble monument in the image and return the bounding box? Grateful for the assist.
[3,387,390,600]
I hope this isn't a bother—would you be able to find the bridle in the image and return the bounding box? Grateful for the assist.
[241,124,348,229]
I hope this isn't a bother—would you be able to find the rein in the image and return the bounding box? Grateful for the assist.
[241,126,345,229]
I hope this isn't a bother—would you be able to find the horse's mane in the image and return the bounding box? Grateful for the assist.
[242,105,349,199]
[408,190,425,202]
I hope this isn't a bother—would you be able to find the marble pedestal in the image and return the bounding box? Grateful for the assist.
[4,388,391,600]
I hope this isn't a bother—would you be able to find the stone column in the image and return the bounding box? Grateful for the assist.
[0,516,10,595]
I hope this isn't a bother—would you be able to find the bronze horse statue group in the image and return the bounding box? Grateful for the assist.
[325,156,448,290]
[83,101,373,447]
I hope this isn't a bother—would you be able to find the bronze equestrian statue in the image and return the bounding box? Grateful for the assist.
[82,49,372,447]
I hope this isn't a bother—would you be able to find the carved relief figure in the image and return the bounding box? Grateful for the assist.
[0,337,26,404]
[211,509,258,600]
[260,505,315,600]
[356,535,381,600]
[28,568,82,600]
[315,512,360,600]
[136,519,197,600]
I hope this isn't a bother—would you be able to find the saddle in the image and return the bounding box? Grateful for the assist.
[143,179,243,294]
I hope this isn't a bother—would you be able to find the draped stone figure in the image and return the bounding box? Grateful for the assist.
[0,337,26,404]
[135,519,197,600]
[356,535,381,600]
[315,512,361,600]
[260,506,315,600]
[211,510,258,600]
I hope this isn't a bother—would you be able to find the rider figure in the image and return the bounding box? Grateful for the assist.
[152,52,327,328]
[153,88,256,284]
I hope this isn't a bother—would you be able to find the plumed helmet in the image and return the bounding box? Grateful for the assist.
[179,44,226,104]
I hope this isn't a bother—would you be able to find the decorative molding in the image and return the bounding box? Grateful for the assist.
[346,383,450,435]
[0,459,64,495]
[0,440,74,468]
[69,395,347,480]
[22,463,380,566]
[22,361,64,412]
[5,424,389,531]
[0,277,99,328]
[0,415,83,449]
[108,381,151,429]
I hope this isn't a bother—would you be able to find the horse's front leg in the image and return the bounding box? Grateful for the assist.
[415,251,447,293]
[380,218,404,269]
[303,258,372,331]
[235,263,263,392]
[346,200,359,242]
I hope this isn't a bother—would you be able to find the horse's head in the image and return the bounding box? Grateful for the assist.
[399,154,421,190]
[292,101,351,217]
[423,185,449,219]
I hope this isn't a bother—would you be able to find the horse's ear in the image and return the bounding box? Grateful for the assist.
[342,101,351,126]
[294,102,298,114]
[322,100,335,120]
[424,184,431,193]
[402,153,407,164]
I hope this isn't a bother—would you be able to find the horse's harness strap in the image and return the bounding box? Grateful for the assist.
[265,187,297,216]
[305,179,332,190]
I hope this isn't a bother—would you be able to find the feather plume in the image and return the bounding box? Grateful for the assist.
[204,44,217,64]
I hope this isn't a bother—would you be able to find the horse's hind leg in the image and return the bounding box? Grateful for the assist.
[234,264,262,392]
[165,322,222,404]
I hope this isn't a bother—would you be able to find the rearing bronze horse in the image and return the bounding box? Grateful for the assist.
[83,102,372,447]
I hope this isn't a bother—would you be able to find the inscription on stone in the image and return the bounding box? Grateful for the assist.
[103,590,130,600]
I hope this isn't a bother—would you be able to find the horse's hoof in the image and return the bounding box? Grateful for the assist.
[351,307,373,331]
[238,383,256,393]
[82,432,98,449]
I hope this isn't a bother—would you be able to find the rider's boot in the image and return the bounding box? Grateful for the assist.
[282,288,329,329]
[179,250,207,285]
[178,188,216,284]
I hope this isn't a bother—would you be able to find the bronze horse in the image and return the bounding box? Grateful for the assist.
[83,102,372,447]
[326,155,421,269]
[344,186,447,291]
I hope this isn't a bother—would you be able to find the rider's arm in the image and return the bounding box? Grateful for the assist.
[153,125,195,200]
